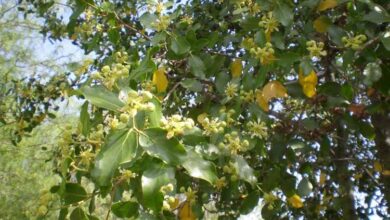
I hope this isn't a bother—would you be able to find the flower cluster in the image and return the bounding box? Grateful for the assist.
[342,34,367,50]
[79,149,95,168]
[223,162,239,181]
[153,15,170,32]
[225,82,239,99]
[263,192,278,210]
[259,12,279,33]
[246,120,268,139]
[306,40,327,58]
[92,63,130,89]
[241,37,255,50]
[120,90,155,117]
[161,114,194,139]
[197,113,226,136]
[215,177,227,190]
[288,194,304,208]
[240,89,255,103]
[250,42,275,65]
[220,131,250,155]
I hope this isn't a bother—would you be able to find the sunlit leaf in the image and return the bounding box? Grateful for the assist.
[152,67,169,93]
[256,90,269,112]
[262,80,288,101]
[230,59,242,78]
[317,0,338,12]
[91,129,137,186]
[179,201,196,220]
[299,69,318,98]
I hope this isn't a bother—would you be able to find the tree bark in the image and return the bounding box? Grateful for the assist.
[372,111,390,210]
[334,124,357,220]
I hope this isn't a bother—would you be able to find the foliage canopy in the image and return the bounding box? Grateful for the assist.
[5,0,390,219]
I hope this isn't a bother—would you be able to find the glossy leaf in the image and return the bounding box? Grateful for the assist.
[92,129,137,186]
[142,163,175,212]
[182,150,217,184]
[139,128,186,165]
[233,155,257,186]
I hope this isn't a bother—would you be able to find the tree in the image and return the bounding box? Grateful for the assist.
[12,0,390,219]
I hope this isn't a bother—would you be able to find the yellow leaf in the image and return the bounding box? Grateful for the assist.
[231,59,242,78]
[319,172,326,186]
[152,67,168,93]
[317,0,338,12]
[288,194,303,208]
[313,16,331,33]
[179,201,196,220]
[382,170,390,176]
[256,91,269,112]
[374,161,383,173]
[262,80,288,102]
[299,69,318,98]
[354,173,363,180]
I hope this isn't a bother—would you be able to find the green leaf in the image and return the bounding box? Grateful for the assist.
[131,56,156,80]
[363,10,390,24]
[92,129,137,186]
[274,3,293,27]
[146,98,162,127]
[70,207,88,220]
[182,150,217,184]
[300,59,312,76]
[381,33,390,51]
[80,86,124,111]
[215,71,230,94]
[111,201,139,218]
[297,177,313,197]
[59,208,68,220]
[170,36,191,55]
[188,55,206,79]
[139,128,186,165]
[79,101,90,136]
[181,79,203,92]
[240,191,260,214]
[108,28,120,44]
[233,155,257,186]
[359,121,375,140]
[142,163,175,212]
[63,183,88,205]
[139,13,158,29]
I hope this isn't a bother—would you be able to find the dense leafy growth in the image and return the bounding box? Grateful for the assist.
[3,0,390,219]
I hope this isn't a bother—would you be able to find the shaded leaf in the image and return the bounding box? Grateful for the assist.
[63,183,88,205]
[70,207,88,220]
[111,201,139,218]
[297,178,313,197]
[188,55,206,79]
[171,36,191,55]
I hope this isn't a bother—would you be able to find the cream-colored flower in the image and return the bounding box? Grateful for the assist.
[306,40,327,58]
